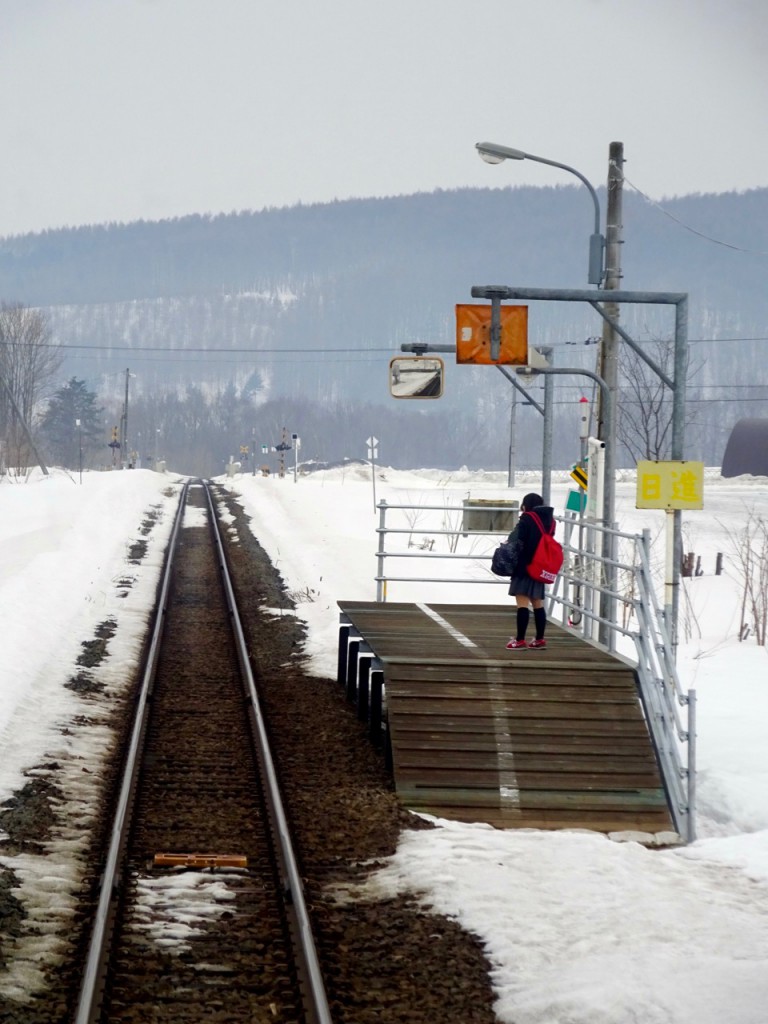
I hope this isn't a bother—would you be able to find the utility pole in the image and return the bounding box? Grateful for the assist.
[279,426,287,478]
[596,143,624,497]
[596,142,624,635]
[120,368,131,468]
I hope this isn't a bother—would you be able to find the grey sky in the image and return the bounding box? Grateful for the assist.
[1,0,766,236]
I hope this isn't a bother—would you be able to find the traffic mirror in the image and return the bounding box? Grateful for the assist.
[389,356,444,399]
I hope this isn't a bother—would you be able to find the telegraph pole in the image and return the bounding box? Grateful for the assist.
[120,368,131,468]
[602,143,626,444]
[596,142,624,502]
[596,142,624,638]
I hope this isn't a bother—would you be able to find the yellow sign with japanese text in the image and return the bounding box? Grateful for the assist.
[636,460,704,510]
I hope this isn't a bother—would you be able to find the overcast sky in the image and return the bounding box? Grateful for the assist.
[1,0,766,237]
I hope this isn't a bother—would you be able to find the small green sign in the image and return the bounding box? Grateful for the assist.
[566,489,587,513]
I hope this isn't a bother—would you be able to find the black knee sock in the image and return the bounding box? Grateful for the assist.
[534,606,547,640]
[516,607,530,640]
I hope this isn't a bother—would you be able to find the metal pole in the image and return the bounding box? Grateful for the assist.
[542,375,554,506]
[376,500,387,602]
[686,688,697,842]
[541,347,554,505]
[670,296,689,652]
[507,388,517,488]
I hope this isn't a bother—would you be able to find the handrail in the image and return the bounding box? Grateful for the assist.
[373,498,695,841]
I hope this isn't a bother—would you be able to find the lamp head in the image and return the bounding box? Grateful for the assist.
[476,141,527,164]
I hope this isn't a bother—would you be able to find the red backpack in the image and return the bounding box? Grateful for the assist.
[525,510,563,584]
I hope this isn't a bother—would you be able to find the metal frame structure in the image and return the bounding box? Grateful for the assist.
[470,284,689,651]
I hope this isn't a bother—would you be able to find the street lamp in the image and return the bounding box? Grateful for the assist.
[476,141,605,286]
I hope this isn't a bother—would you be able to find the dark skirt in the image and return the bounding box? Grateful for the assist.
[508,574,545,600]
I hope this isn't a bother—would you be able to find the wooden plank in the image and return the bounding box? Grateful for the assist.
[394,738,657,757]
[387,698,643,720]
[419,806,677,834]
[382,654,629,669]
[397,787,669,811]
[383,683,639,703]
[394,767,665,790]
[395,752,660,773]
[390,716,651,737]
[384,664,637,687]
[153,852,248,869]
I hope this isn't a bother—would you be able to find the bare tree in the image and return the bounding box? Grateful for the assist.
[0,303,62,472]
[617,338,701,463]
[723,510,768,646]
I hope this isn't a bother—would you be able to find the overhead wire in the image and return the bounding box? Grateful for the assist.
[622,174,768,257]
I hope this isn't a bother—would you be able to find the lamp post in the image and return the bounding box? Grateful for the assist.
[476,141,605,287]
[475,142,617,640]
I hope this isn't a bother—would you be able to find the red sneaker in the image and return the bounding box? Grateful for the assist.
[528,638,547,649]
[506,638,527,649]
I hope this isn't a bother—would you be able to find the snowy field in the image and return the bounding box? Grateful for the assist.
[1,464,767,1022]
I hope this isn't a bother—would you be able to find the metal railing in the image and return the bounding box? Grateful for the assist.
[374,498,695,842]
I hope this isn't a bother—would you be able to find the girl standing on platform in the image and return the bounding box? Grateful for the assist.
[505,491,555,650]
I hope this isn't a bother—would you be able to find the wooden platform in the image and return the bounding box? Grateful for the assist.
[338,602,677,838]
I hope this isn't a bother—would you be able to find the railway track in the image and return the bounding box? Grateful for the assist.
[75,480,330,1023]
[0,478,498,1024]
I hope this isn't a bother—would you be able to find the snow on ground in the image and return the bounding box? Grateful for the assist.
[1,464,767,1021]
[224,464,768,1024]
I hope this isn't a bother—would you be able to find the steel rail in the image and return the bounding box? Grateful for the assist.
[75,479,333,1022]
[204,481,333,1024]
[74,479,191,1024]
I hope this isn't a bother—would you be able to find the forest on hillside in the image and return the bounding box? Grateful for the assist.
[1,185,766,476]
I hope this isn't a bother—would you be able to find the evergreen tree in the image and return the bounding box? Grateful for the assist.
[40,377,104,470]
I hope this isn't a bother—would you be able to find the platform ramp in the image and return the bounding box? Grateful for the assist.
[338,602,678,839]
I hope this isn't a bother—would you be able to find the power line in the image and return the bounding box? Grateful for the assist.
[2,336,768,360]
[0,340,394,353]
[623,173,768,257]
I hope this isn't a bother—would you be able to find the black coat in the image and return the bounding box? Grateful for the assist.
[508,505,556,574]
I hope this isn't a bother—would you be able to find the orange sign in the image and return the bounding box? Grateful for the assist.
[455,304,528,365]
